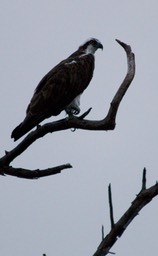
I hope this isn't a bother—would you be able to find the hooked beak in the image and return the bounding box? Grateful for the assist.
[98,42,103,50]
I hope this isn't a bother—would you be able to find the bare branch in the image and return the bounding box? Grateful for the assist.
[142,167,147,190]
[108,184,115,229]
[0,163,72,179]
[93,170,158,256]
[102,225,104,241]
[0,39,135,178]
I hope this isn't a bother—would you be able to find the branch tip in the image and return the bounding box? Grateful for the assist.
[115,39,132,53]
[102,225,104,240]
[142,168,147,190]
[66,163,73,169]
[79,107,92,120]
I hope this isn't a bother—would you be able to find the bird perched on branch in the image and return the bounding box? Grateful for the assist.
[11,38,103,141]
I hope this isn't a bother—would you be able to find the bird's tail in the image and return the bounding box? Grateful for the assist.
[11,115,44,141]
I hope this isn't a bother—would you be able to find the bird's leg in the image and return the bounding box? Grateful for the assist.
[65,105,80,117]
[65,94,81,116]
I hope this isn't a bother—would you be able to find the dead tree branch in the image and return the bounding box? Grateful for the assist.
[93,169,158,256]
[108,184,115,229]
[0,164,72,179]
[0,39,135,178]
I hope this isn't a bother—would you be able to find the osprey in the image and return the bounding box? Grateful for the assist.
[11,38,103,141]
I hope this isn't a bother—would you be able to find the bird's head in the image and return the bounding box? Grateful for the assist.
[79,38,103,55]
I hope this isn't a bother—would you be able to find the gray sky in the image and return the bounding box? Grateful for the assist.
[0,1,158,255]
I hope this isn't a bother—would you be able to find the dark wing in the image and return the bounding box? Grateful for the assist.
[11,54,94,141]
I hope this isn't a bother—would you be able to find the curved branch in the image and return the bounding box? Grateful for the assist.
[93,170,158,256]
[0,39,135,178]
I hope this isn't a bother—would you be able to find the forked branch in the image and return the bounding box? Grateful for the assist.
[0,39,135,178]
[93,169,158,256]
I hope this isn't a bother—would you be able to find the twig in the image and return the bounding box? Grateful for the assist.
[78,107,92,120]
[102,225,104,241]
[142,167,147,190]
[108,184,115,229]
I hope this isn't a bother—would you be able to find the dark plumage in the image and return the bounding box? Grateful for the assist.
[11,38,103,141]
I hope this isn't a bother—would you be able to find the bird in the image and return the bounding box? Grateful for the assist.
[11,38,103,141]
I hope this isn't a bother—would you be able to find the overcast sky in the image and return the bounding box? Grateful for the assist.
[0,1,158,256]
